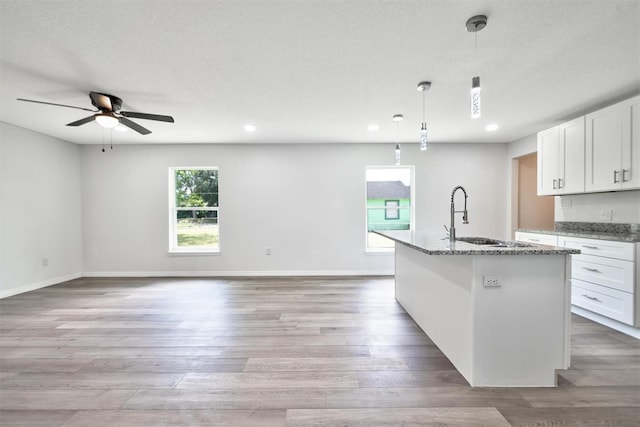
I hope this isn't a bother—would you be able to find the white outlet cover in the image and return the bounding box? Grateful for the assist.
[483,275,501,288]
[599,209,612,221]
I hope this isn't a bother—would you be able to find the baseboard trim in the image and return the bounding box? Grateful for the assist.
[572,306,640,339]
[82,270,395,278]
[0,272,83,299]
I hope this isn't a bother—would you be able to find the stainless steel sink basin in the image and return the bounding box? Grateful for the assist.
[456,237,501,245]
[456,237,533,248]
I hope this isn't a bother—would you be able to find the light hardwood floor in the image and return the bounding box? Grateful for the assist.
[1,277,638,426]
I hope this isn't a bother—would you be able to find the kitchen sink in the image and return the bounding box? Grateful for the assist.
[456,237,501,245]
[456,237,533,248]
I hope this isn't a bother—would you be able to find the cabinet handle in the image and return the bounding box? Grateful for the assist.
[581,245,599,250]
[552,179,557,189]
[529,238,540,242]
[582,267,601,273]
[582,294,601,302]
[613,170,621,183]
[558,178,564,189]
[622,169,630,182]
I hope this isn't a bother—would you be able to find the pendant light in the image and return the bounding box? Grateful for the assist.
[417,81,431,150]
[466,15,487,119]
[392,114,403,166]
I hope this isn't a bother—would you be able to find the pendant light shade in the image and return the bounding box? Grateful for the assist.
[417,81,431,151]
[392,114,403,165]
[470,76,481,119]
[466,15,487,119]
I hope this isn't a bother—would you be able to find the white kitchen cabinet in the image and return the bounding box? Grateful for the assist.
[559,236,638,326]
[537,117,585,195]
[585,95,640,192]
[514,231,558,246]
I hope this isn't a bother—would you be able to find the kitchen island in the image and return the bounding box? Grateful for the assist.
[376,230,579,387]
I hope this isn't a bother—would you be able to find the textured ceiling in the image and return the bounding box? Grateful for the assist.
[1,0,639,145]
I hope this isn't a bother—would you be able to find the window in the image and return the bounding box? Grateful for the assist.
[169,167,219,253]
[366,166,414,251]
[384,200,400,220]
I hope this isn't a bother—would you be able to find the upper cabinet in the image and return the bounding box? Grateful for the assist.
[537,117,585,196]
[537,95,639,196]
[585,96,640,192]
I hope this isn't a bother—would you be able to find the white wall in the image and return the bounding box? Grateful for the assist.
[556,191,640,223]
[0,122,83,297]
[412,143,508,239]
[81,142,508,276]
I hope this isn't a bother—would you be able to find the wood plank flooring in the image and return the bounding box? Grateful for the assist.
[1,276,638,426]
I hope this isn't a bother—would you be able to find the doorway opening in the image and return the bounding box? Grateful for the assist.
[512,152,554,236]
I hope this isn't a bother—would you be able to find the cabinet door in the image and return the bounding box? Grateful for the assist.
[586,102,625,192]
[558,116,585,194]
[515,232,558,246]
[621,96,640,190]
[537,126,559,195]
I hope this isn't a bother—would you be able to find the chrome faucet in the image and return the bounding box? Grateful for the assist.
[449,185,469,242]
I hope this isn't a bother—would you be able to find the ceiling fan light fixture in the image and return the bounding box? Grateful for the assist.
[95,113,119,129]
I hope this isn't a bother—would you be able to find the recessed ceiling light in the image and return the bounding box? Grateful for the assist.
[367,124,379,132]
[244,124,256,132]
[486,124,499,131]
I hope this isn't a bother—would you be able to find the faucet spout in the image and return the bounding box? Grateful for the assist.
[450,186,469,243]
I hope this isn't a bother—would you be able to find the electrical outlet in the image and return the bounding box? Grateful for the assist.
[265,247,271,255]
[560,198,572,208]
[41,257,48,267]
[599,209,612,221]
[483,276,501,288]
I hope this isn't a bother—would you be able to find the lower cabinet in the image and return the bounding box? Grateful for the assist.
[514,231,558,246]
[516,232,639,328]
[558,236,637,327]
[572,280,634,325]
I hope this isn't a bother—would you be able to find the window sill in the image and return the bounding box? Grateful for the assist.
[168,249,220,257]
[365,248,395,255]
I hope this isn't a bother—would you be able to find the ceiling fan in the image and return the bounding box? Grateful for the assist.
[17,91,174,135]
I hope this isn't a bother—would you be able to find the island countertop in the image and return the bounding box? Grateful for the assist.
[375,230,580,256]
[517,221,640,243]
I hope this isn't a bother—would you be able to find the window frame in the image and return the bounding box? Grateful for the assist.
[365,165,415,253]
[168,166,220,254]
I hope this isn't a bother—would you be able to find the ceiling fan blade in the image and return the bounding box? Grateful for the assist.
[66,115,96,127]
[118,117,151,135]
[17,98,95,112]
[120,111,175,123]
[89,92,113,111]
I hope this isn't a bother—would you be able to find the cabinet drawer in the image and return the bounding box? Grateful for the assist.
[559,236,635,261]
[514,232,558,246]
[572,280,634,325]
[572,254,635,293]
